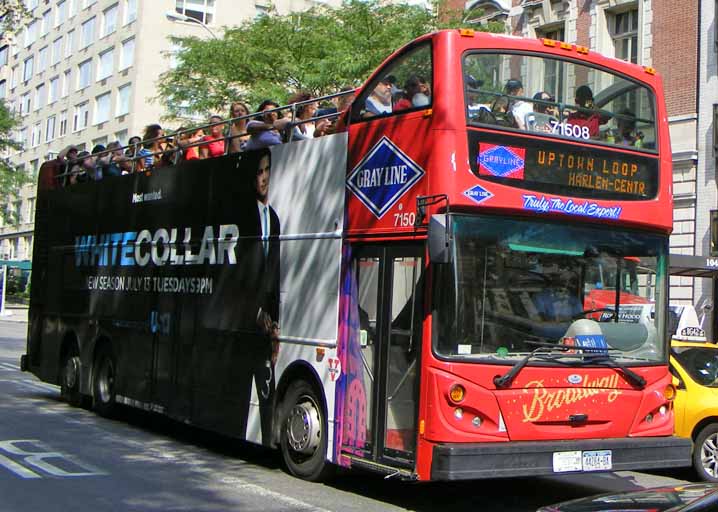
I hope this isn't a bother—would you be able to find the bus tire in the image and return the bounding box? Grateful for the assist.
[60,351,83,407]
[694,424,718,482]
[92,344,117,417]
[279,379,333,481]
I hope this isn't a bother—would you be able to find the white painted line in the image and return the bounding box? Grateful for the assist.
[0,363,19,371]
[220,476,334,512]
[0,453,41,479]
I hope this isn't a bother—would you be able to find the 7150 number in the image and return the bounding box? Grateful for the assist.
[393,212,416,227]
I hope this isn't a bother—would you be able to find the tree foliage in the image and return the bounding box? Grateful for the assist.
[156,0,504,120]
[0,0,32,35]
[0,103,28,204]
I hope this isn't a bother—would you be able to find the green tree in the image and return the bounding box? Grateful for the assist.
[0,104,28,204]
[156,0,503,120]
[0,0,32,35]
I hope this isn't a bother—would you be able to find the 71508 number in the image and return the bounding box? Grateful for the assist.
[550,121,590,140]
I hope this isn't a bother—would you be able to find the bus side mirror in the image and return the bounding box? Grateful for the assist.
[429,214,452,264]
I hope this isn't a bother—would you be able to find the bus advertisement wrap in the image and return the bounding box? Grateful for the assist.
[41,134,347,445]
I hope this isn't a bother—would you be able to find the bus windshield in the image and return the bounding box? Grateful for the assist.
[433,215,668,363]
[464,52,657,151]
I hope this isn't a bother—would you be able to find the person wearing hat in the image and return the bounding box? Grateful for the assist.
[567,85,604,138]
[504,78,532,130]
[364,76,393,117]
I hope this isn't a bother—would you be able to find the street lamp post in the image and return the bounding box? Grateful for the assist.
[165,11,219,40]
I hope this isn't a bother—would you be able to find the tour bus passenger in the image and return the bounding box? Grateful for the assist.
[504,78,532,130]
[199,115,227,159]
[138,124,165,169]
[227,102,251,154]
[317,86,355,117]
[615,109,644,148]
[90,145,106,181]
[487,96,517,128]
[126,135,141,158]
[526,91,558,132]
[244,100,286,151]
[56,144,78,186]
[394,76,431,111]
[67,151,93,185]
[567,85,604,138]
[287,91,329,141]
[364,77,393,117]
[98,141,124,177]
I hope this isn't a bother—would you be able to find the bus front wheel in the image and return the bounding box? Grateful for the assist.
[279,380,332,481]
[92,345,117,417]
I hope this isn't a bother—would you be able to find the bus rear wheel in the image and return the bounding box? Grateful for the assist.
[60,352,83,407]
[279,380,333,481]
[92,345,117,417]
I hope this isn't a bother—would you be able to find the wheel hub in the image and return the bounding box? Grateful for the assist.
[286,400,321,455]
[64,356,80,389]
[702,433,718,477]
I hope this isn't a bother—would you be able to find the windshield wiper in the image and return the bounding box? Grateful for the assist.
[587,355,646,388]
[494,346,566,388]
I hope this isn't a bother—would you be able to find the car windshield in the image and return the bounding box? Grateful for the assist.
[432,215,668,363]
[464,52,657,151]
[673,347,718,387]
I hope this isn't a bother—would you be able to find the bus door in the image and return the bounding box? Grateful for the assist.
[344,244,424,468]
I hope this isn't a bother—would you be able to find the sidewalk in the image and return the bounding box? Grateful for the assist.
[0,306,29,323]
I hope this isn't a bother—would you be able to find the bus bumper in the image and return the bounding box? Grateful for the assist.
[430,436,692,480]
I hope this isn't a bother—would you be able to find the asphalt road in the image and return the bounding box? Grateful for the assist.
[0,318,698,512]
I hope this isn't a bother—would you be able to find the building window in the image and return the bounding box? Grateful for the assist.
[81,17,96,49]
[31,122,41,147]
[94,92,111,124]
[78,59,92,89]
[26,201,35,224]
[49,76,59,104]
[0,45,8,67]
[41,9,52,36]
[255,4,269,19]
[25,0,39,10]
[114,129,128,145]
[20,93,30,115]
[97,48,114,80]
[22,56,34,82]
[84,0,98,8]
[0,80,5,101]
[611,9,639,64]
[73,102,90,131]
[59,110,68,137]
[51,37,63,66]
[37,45,48,73]
[175,0,215,24]
[65,29,75,58]
[56,0,68,26]
[102,4,118,37]
[120,37,134,69]
[124,0,137,24]
[116,83,131,115]
[69,0,78,18]
[11,66,19,89]
[34,83,45,110]
[714,104,718,156]
[45,115,56,142]
[24,20,38,47]
[62,69,71,97]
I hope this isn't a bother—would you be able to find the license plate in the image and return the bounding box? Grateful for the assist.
[553,450,612,472]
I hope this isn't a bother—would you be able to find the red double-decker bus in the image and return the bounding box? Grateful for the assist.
[23,29,689,482]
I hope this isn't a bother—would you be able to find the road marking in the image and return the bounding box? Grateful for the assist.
[219,476,334,512]
[0,440,107,479]
[0,363,20,371]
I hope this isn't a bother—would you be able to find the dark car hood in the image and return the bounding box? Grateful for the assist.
[537,484,718,512]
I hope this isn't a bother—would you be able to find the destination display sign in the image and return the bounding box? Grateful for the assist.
[467,131,658,201]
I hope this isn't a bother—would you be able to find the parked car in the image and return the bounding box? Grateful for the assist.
[671,340,718,481]
[537,483,718,511]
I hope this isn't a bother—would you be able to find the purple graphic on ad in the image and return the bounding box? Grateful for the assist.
[334,244,367,465]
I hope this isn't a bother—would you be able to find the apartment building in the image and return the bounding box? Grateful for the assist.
[0,0,338,263]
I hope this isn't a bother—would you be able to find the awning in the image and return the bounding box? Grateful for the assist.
[0,260,32,271]
[669,254,718,278]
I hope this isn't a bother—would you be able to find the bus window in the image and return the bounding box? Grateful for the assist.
[351,43,432,122]
[464,52,656,151]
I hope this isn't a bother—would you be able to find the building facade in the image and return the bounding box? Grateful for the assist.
[0,0,336,263]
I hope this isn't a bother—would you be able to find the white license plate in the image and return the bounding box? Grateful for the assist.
[552,450,612,472]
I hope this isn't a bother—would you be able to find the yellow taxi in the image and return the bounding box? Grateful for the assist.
[671,339,718,481]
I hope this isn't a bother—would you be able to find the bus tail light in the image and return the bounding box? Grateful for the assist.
[663,383,677,401]
[449,384,465,403]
